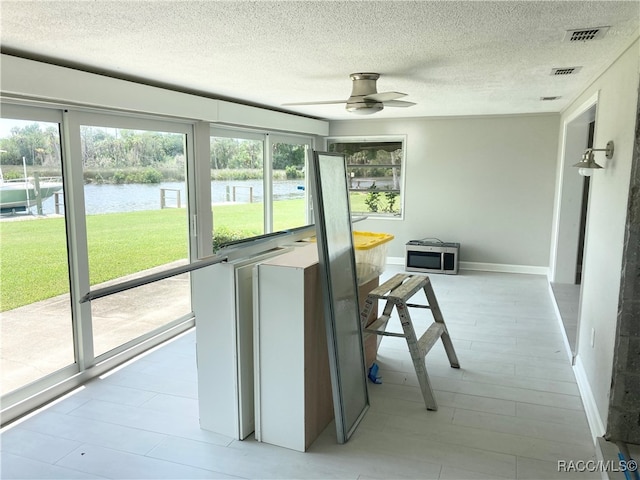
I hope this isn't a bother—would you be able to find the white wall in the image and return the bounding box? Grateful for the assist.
[564,39,640,435]
[329,114,559,272]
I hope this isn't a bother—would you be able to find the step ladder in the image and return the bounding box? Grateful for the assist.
[360,273,460,411]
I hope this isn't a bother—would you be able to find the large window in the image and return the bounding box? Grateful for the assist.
[271,136,310,231]
[210,131,265,249]
[328,137,405,217]
[210,129,312,251]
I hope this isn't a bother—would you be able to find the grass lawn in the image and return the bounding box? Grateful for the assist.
[0,195,381,311]
[0,198,318,311]
[0,209,190,311]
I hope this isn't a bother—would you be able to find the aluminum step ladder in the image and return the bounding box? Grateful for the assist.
[360,273,460,411]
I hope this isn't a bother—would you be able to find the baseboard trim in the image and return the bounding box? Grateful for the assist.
[573,354,606,442]
[387,257,548,275]
[460,261,548,275]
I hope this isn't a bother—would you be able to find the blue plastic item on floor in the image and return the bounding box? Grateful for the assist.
[368,362,382,384]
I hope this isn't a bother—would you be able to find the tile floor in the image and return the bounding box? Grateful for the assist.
[1,267,600,479]
[549,283,581,354]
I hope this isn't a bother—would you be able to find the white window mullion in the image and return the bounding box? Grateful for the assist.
[61,109,94,369]
[191,121,212,259]
[264,134,273,233]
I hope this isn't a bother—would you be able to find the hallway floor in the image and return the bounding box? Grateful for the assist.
[0,268,599,479]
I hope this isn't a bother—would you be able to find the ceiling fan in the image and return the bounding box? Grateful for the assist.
[283,73,416,115]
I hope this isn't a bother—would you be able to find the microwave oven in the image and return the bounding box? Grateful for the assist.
[405,240,459,275]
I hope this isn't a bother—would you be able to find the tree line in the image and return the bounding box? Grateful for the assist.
[1,123,306,174]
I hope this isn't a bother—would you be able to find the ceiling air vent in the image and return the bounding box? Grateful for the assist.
[564,27,610,42]
[540,96,561,101]
[551,67,582,76]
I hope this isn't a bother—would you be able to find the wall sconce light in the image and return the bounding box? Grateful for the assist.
[573,141,614,176]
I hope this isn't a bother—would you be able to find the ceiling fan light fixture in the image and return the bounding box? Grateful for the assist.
[282,72,414,115]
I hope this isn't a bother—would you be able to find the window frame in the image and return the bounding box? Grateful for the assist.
[326,135,407,219]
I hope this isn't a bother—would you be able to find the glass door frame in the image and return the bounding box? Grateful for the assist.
[69,110,198,364]
[0,103,80,409]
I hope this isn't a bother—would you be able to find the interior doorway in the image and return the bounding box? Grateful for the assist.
[551,100,597,356]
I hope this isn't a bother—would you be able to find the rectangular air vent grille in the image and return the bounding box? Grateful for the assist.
[564,27,610,42]
[540,96,561,101]
[551,67,582,76]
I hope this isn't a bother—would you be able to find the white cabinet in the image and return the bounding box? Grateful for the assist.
[194,249,289,440]
[253,243,334,452]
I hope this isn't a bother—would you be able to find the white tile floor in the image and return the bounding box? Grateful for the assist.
[549,283,580,353]
[1,268,600,479]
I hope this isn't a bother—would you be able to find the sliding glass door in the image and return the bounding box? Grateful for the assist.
[78,115,193,358]
[1,103,315,424]
[0,108,75,396]
[1,106,199,421]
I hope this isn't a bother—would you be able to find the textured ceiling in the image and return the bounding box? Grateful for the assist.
[1,1,639,121]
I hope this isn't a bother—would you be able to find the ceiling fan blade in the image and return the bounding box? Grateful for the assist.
[282,99,347,106]
[383,100,416,107]
[363,91,407,102]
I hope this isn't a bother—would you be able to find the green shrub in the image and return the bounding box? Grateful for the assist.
[284,165,302,179]
[112,170,126,184]
[2,170,23,180]
[211,168,263,181]
[212,225,257,252]
[140,167,163,184]
[364,184,380,212]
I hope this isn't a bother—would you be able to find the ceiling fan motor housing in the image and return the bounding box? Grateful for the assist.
[346,73,384,114]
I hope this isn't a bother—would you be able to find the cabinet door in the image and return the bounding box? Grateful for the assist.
[254,263,306,451]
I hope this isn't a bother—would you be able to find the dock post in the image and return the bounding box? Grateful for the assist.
[34,173,43,215]
[54,192,63,214]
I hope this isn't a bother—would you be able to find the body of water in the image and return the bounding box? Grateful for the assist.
[11,179,306,216]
